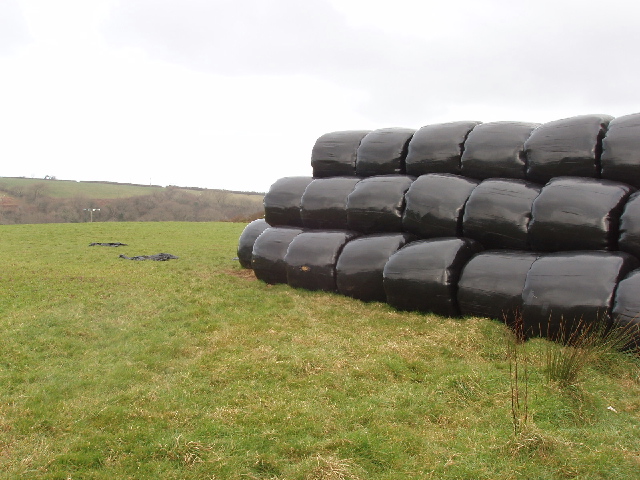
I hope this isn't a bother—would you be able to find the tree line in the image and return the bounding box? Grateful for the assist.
[0,183,264,224]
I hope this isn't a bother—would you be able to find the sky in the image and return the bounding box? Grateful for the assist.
[1,0,640,193]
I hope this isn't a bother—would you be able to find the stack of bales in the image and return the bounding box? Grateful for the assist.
[238,114,640,346]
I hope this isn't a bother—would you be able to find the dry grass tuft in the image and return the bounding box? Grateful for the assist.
[156,435,215,467]
[503,424,561,458]
[308,454,362,480]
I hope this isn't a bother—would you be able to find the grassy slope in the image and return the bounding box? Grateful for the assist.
[0,178,166,199]
[0,177,264,201]
[0,222,639,479]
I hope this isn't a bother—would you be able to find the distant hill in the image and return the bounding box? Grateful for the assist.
[0,177,264,224]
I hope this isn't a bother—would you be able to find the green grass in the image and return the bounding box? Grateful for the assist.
[1,222,639,479]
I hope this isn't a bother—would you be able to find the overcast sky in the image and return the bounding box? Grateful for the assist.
[1,0,640,192]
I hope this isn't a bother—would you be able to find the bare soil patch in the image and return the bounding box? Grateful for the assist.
[226,268,257,281]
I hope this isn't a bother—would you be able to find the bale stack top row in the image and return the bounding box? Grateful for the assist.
[310,113,640,187]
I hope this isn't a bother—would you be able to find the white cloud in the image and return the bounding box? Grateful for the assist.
[1,0,640,192]
[0,0,32,54]
[102,0,640,125]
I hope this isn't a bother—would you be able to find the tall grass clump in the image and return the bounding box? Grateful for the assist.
[543,317,639,387]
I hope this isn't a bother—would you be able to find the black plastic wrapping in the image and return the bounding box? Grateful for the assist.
[263,177,314,227]
[457,251,538,324]
[619,191,640,259]
[251,227,304,284]
[300,177,361,230]
[405,121,481,176]
[284,230,359,292]
[601,113,640,188]
[355,128,415,176]
[383,238,483,316]
[528,177,634,252]
[402,174,479,239]
[119,253,178,261]
[237,219,270,268]
[311,130,371,177]
[346,175,414,234]
[336,233,416,302]
[611,269,640,350]
[524,114,613,184]
[462,179,541,250]
[460,121,539,180]
[521,251,639,339]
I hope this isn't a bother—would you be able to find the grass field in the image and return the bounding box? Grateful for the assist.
[1,222,639,479]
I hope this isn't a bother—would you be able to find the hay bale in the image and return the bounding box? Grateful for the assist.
[601,113,640,188]
[311,130,371,177]
[403,173,479,239]
[611,268,640,350]
[460,121,539,179]
[383,238,482,316]
[264,177,314,227]
[528,177,634,252]
[619,191,640,259]
[458,251,538,324]
[237,219,270,268]
[522,251,639,339]
[405,121,481,176]
[355,128,415,176]
[462,178,541,250]
[301,177,361,230]
[524,114,613,183]
[346,175,414,233]
[284,230,359,292]
[336,233,416,302]
[252,227,304,284]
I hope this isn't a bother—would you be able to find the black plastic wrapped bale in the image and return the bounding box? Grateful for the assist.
[619,191,640,259]
[383,238,483,316]
[311,130,371,177]
[346,175,414,234]
[457,251,538,324]
[405,121,481,176]
[462,179,542,250]
[528,177,635,252]
[237,219,270,268]
[402,174,479,239]
[524,114,613,184]
[521,252,639,340]
[611,269,640,350]
[263,177,314,227]
[336,233,416,302]
[355,128,415,177]
[300,177,361,230]
[601,113,640,188]
[460,121,539,180]
[251,227,304,284]
[284,230,359,292]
